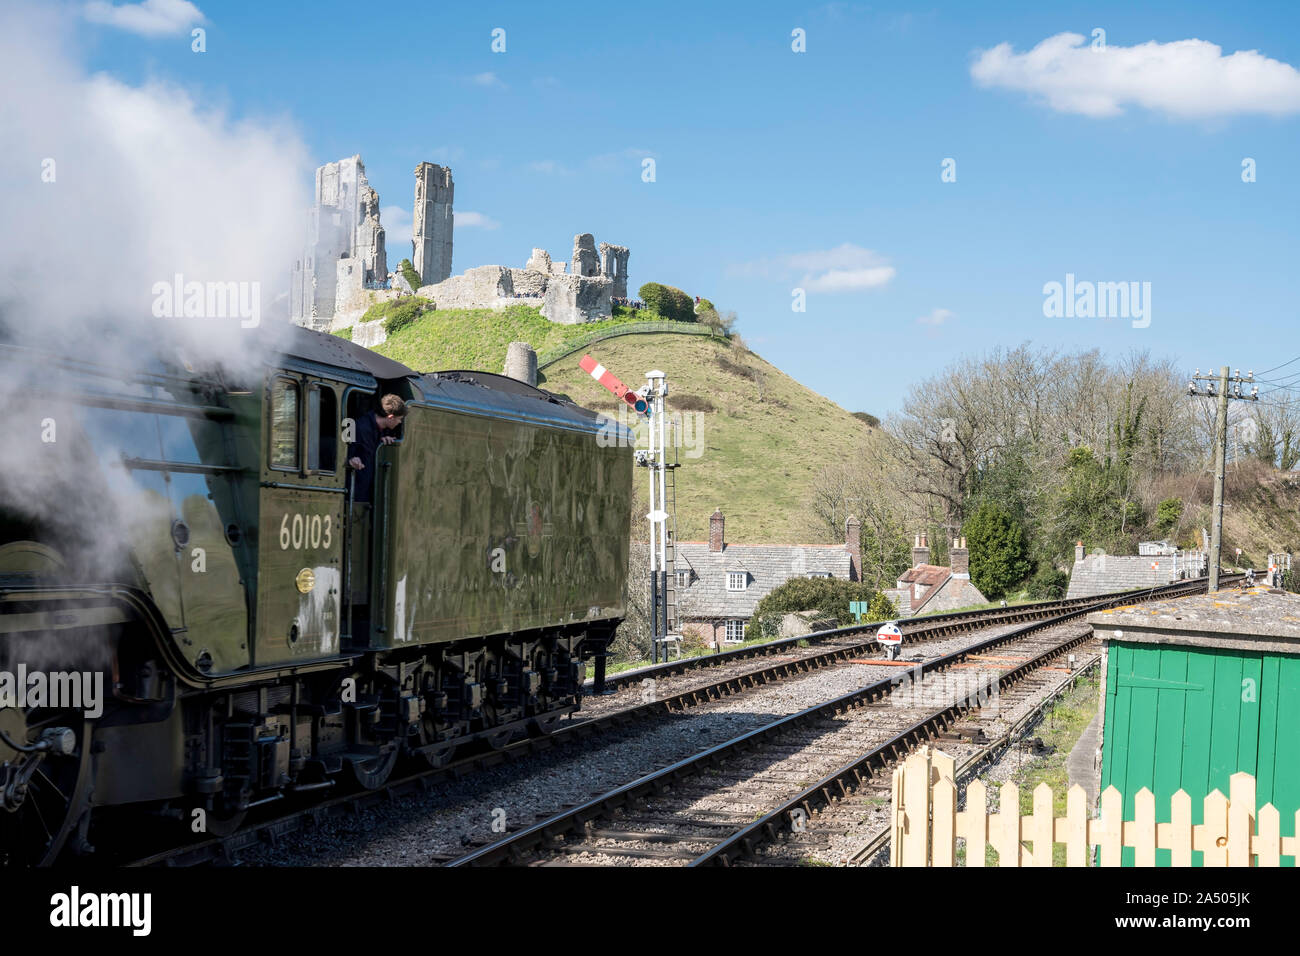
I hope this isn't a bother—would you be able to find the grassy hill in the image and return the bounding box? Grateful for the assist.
[365,303,662,374]
[1153,459,1300,570]
[541,333,875,542]
[360,304,874,543]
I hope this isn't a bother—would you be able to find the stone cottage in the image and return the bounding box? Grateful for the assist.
[675,509,859,647]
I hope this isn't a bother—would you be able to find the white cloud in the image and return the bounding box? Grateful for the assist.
[917,308,954,326]
[728,243,896,293]
[971,32,1300,119]
[804,267,896,292]
[455,211,499,230]
[381,205,412,248]
[83,0,204,36]
[471,72,506,88]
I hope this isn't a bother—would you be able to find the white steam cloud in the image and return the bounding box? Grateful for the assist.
[0,1,310,364]
[0,2,313,595]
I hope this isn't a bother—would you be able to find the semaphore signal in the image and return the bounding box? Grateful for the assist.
[579,354,649,416]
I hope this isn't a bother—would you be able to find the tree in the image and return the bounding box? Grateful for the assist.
[637,282,695,322]
[962,502,1031,599]
[803,440,919,590]
[697,307,737,335]
[750,577,876,638]
[1026,564,1068,599]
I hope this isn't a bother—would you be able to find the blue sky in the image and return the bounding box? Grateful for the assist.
[72,0,1300,415]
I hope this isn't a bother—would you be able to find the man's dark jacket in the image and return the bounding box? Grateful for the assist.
[346,413,382,502]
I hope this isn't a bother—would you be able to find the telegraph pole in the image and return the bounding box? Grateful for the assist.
[1189,366,1258,591]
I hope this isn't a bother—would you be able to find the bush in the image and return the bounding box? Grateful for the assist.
[1155,497,1183,535]
[333,326,353,341]
[751,577,877,633]
[962,501,1031,599]
[398,258,422,292]
[864,591,899,622]
[638,282,695,322]
[698,307,737,335]
[716,355,751,378]
[696,297,716,314]
[852,412,880,428]
[1027,564,1068,599]
[671,394,715,412]
[358,296,435,335]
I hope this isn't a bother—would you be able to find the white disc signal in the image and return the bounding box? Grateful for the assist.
[876,623,903,646]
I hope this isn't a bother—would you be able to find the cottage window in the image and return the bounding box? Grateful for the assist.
[675,570,691,588]
[807,571,832,579]
[726,572,747,591]
[724,619,747,643]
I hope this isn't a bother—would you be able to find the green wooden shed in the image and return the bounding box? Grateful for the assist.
[1087,588,1300,865]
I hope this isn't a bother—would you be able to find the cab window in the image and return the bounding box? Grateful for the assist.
[270,378,299,470]
[307,384,338,473]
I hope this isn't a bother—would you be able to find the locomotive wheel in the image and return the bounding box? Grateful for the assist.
[0,712,93,867]
[418,742,457,769]
[345,746,399,790]
[202,803,248,838]
[531,713,564,736]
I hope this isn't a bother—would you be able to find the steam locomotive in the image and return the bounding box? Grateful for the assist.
[0,326,632,864]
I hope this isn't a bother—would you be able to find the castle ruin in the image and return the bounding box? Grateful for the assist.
[289,153,631,335]
[290,155,389,329]
[415,233,629,325]
[412,162,454,287]
[290,156,455,331]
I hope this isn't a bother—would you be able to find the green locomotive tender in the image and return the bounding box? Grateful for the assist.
[0,327,632,864]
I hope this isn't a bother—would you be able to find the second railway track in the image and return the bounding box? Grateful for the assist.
[448,577,1225,867]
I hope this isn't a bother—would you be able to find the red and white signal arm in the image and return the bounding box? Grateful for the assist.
[876,623,903,646]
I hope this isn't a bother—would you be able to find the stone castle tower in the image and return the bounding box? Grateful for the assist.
[413,162,454,287]
[290,155,387,328]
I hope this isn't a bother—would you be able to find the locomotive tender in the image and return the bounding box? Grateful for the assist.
[0,326,633,864]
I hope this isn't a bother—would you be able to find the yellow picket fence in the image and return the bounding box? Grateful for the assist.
[890,746,1300,866]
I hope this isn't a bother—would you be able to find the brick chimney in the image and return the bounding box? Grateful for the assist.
[1075,540,1085,562]
[709,508,725,552]
[912,532,930,568]
[845,515,861,581]
[950,536,969,577]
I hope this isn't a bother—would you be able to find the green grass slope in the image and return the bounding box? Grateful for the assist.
[540,334,872,543]
[363,306,873,543]
[371,304,664,373]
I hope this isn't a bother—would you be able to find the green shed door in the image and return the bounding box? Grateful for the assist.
[1101,641,1300,865]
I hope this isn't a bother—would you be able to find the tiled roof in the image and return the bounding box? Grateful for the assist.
[900,564,951,587]
[676,542,853,619]
[1065,554,1205,598]
[912,575,987,614]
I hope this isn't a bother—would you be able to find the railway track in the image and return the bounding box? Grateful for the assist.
[587,590,1143,695]
[448,577,1228,867]
[711,644,1106,867]
[126,579,1225,866]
